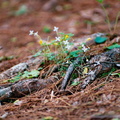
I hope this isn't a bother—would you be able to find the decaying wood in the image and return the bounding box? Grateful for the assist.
[81,48,120,89]
[61,56,82,90]
[61,48,120,90]
[0,77,57,101]
[0,56,44,81]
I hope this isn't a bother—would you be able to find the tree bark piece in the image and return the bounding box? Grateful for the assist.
[0,77,57,101]
[81,48,120,89]
[0,56,43,81]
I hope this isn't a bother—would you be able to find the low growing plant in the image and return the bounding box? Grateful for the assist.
[96,0,120,34]
[29,27,90,65]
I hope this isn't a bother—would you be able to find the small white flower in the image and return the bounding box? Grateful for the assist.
[81,44,89,52]
[53,26,59,32]
[81,44,85,47]
[65,45,71,50]
[55,37,61,41]
[82,46,88,52]
[63,40,69,45]
[34,31,38,36]
[29,30,34,35]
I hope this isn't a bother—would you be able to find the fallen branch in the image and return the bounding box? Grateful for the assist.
[0,77,57,101]
[61,56,83,90]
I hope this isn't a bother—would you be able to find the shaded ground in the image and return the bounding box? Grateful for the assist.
[0,0,120,120]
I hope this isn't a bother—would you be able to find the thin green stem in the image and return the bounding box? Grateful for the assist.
[60,43,66,59]
[101,4,112,34]
[113,11,120,34]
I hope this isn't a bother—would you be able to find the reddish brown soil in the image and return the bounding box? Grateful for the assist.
[0,0,120,120]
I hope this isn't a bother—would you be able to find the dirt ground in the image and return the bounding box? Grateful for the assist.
[0,0,120,120]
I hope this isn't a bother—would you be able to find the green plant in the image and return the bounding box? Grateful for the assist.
[106,43,120,49]
[41,116,53,120]
[5,70,40,83]
[21,70,40,79]
[30,27,89,64]
[29,27,90,81]
[7,73,22,83]
[94,36,108,43]
[100,67,116,78]
[96,0,120,34]
[0,56,14,62]
[14,5,28,16]
[43,26,52,33]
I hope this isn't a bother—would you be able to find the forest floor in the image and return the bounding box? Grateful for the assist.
[0,0,120,120]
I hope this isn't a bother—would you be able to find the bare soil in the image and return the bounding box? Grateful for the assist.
[0,0,120,120]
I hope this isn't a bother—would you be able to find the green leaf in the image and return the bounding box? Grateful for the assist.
[38,67,43,71]
[69,50,82,58]
[15,5,28,16]
[33,51,42,57]
[43,26,51,33]
[96,0,104,3]
[41,116,53,120]
[94,36,108,44]
[22,70,40,79]
[106,43,120,49]
[7,73,22,83]
[59,32,65,35]
[0,56,14,62]
[67,33,74,37]
[71,81,81,86]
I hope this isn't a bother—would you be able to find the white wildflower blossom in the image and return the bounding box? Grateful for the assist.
[34,31,38,36]
[29,30,34,35]
[63,40,69,45]
[65,45,71,50]
[55,37,61,41]
[81,44,85,48]
[53,26,59,32]
[82,46,88,52]
[81,44,89,52]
